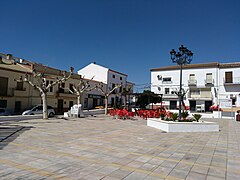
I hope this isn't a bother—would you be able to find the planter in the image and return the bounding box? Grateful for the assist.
[212,111,222,118]
[147,118,219,132]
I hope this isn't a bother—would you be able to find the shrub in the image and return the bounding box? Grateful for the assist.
[181,111,189,120]
[192,114,202,122]
[172,113,178,121]
[209,105,222,111]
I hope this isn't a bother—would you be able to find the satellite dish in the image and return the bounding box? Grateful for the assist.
[157,75,162,80]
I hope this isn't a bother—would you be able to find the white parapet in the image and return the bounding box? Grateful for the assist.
[147,118,219,132]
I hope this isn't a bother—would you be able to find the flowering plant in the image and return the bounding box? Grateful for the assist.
[209,105,222,111]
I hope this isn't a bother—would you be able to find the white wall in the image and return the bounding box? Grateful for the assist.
[219,67,240,107]
[78,63,108,83]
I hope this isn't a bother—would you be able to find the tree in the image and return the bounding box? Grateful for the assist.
[60,76,96,106]
[96,82,122,115]
[136,90,161,108]
[121,87,132,109]
[16,66,74,119]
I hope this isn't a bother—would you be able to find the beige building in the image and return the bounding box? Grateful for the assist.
[0,53,105,114]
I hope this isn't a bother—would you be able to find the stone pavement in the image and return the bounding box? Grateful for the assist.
[0,115,240,180]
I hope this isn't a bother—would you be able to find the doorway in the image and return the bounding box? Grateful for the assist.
[190,100,196,111]
[58,99,64,114]
[205,101,212,112]
[170,101,177,109]
[15,101,21,113]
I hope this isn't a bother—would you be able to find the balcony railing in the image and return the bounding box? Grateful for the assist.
[162,81,172,84]
[188,93,212,99]
[224,77,240,85]
[205,79,214,85]
[188,80,197,86]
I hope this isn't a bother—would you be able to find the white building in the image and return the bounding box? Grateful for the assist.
[78,62,129,106]
[151,62,240,112]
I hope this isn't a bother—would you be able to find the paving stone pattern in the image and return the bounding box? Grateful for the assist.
[0,115,240,179]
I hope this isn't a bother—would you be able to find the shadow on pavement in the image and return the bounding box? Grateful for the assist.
[0,125,33,150]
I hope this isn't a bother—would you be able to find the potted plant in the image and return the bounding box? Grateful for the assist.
[192,114,202,122]
[172,113,178,121]
[181,111,189,120]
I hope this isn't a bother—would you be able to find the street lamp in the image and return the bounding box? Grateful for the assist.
[170,45,193,120]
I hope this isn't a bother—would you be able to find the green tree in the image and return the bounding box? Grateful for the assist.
[136,90,161,108]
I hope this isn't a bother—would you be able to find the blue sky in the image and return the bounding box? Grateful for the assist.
[1,0,240,92]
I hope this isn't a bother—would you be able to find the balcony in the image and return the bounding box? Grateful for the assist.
[188,92,213,100]
[160,92,178,99]
[162,80,172,84]
[205,79,214,85]
[13,88,28,97]
[56,90,76,98]
[188,80,197,86]
[224,77,240,85]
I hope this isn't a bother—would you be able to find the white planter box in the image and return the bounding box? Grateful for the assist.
[147,118,219,132]
[212,111,222,118]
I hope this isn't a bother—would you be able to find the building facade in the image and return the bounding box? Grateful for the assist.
[78,62,130,107]
[151,62,240,112]
[0,53,105,114]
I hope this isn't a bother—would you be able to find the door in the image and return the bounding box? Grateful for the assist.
[58,99,64,114]
[189,100,196,111]
[170,101,177,109]
[69,101,73,110]
[93,98,98,108]
[205,101,212,112]
[15,101,21,113]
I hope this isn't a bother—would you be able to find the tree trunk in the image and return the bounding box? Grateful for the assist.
[105,97,108,115]
[42,92,48,119]
[77,95,81,105]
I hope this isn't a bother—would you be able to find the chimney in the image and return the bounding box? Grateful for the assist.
[6,54,13,60]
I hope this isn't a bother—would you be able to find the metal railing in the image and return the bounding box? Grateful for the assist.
[188,79,197,86]
[224,77,240,84]
[205,79,214,85]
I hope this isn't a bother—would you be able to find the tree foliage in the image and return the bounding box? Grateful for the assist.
[136,90,161,108]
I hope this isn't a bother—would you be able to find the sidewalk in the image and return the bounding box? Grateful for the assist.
[0,115,240,179]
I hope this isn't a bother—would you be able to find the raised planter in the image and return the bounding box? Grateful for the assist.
[212,111,222,118]
[147,118,219,132]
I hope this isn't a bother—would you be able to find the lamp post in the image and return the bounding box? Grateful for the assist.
[170,45,193,120]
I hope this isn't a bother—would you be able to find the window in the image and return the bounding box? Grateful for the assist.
[206,73,213,84]
[46,80,54,92]
[69,84,74,94]
[16,81,24,90]
[59,83,65,93]
[120,77,122,80]
[112,75,115,78]
[189,74,195,80]
[225,72,233,83]
[84,98,88,108]
[0,77,8,96]
[162,77,172,83]
[119,87,122,93]
[49,81,53,92]
[165,88,170,94]
[0,100,7,108]
[112,83,116,93]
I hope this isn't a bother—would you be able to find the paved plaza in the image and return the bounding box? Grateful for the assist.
[0,115,240,180]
